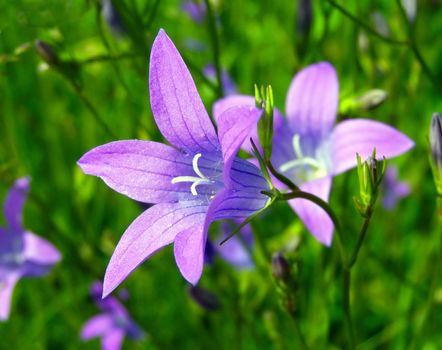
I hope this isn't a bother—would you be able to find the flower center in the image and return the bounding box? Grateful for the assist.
[171,153,214,196]
[278,134,328,183]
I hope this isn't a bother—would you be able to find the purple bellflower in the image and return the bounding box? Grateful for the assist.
[216,221,253,269]
[77,29,269,297]
[213,62,414,246]
[182,1,207,24]
[382,166,410,210]
[203,64,237,96]
[0,177,61,321]
[81,281,144,350]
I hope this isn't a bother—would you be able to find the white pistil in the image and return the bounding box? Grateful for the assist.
[279,134,327,179]
[171,153,212,196]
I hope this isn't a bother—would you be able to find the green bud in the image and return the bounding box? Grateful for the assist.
[355,89,388,111]
[430,112,442,195]
[354,149,386,217]
[272,252,291,283]
[34,40,59,66]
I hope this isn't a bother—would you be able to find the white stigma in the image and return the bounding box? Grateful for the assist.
[279,134,327,180]
[171,153,212,196]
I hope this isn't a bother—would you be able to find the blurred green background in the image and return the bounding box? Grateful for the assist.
[0,0,441,349]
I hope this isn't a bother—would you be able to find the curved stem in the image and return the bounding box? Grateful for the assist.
[348,213,372,268]
[204,0,224,97]
[279,191,342,236]
[343,268,356,349]
[267,160,299,192]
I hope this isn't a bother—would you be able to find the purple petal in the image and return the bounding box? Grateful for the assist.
[217,222,253,269]
[288,177,334,246]
[216,105,263,186]
[331,119,415,175]
[0,273,20,321]
[4,177,30,231]
[102,328,125,350]
[78,140,200,204]
[285,62,338,137]
[81,314,114,340]
[23,231,61,266]
[213,95,287,155]
[103,202,207,297]
[174,224,206,285]
[149,29,219,154]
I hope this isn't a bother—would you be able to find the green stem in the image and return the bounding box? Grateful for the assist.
[326,0,407,45]
[343,268,356,350]
[279,191,341,236]
[204,0,224,97]
[348,213,372,268]
[288,308,309,350]
[267,160,299,192]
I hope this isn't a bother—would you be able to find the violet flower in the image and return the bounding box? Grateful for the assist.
[216,221,253,269]
[77,29,269,297]
[203,64,237,96]
[0,177,61,321]
[382,166,410,210]
[101,0,125,36]
[182,1,206,24]
[81,282,143,350]
[213,62,414,245]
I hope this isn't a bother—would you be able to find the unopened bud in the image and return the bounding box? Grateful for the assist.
[430,112,442,194]
[188,286,220,311]
[355,149,386,216]
[355,89,388,111]
[34,40,59,66]
[272,252,291,283]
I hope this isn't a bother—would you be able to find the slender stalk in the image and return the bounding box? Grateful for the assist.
[343,268,356,349]
[348,213,372,268]
[204,0,224,97]
[326,0,407,45]
[267,160,299,192]
[279,191,341,235]
[288,308,309,350]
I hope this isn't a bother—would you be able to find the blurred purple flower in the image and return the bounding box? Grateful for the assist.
[81,282,144,350]
[102,0,125,36]
[215,221,253,269]
[0,177,61,321]
[182,1,206,23]
[204,64,237,96]
[382,166,410,210]
[213,62,414,246]
[77,29,269,297]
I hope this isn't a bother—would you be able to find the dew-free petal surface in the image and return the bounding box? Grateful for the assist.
[81,314,114,340]
[331,119,415,175]
[288,176,334,246]
[0,272,20,321]
[3,177,30,231]
[285,62,338,138]
[149,29,219,154]
[103,202,207,297]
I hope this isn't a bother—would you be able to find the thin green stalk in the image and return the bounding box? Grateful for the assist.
[204,0,224,97]
[326,0,407,45]
[288,309,309,350]
[343,268,356,350]
[348,213,372,268]
[267,160,299,192]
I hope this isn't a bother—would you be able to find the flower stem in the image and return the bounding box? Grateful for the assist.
[204,0,224,97]
[343,268,356,350]
[348,211,372,268]
[267,160,299,192]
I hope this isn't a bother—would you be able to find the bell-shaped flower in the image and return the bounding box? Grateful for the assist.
[213,62,414,246]
[78,29,269,297]
[0,177,61,321]
[81,282,144,350]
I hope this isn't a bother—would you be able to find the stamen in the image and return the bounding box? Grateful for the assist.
[171,153,212,196]
[292,134,304,159]
[279,157,323,173]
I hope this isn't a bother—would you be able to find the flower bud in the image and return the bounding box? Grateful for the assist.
[430,112,442,194]
[355,89,388,111]
[272,252,291,283]
[355,149,386,216]
[188,286,220,311]
[34,40,59,66]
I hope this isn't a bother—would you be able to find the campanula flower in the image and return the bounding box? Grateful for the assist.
[213,62,414,245]
[382,166,410,210]
[81,282,144,350]
[78,29,269,297]
[0,177,61,320]
[182,1,206,24]
[430,112,442,194]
